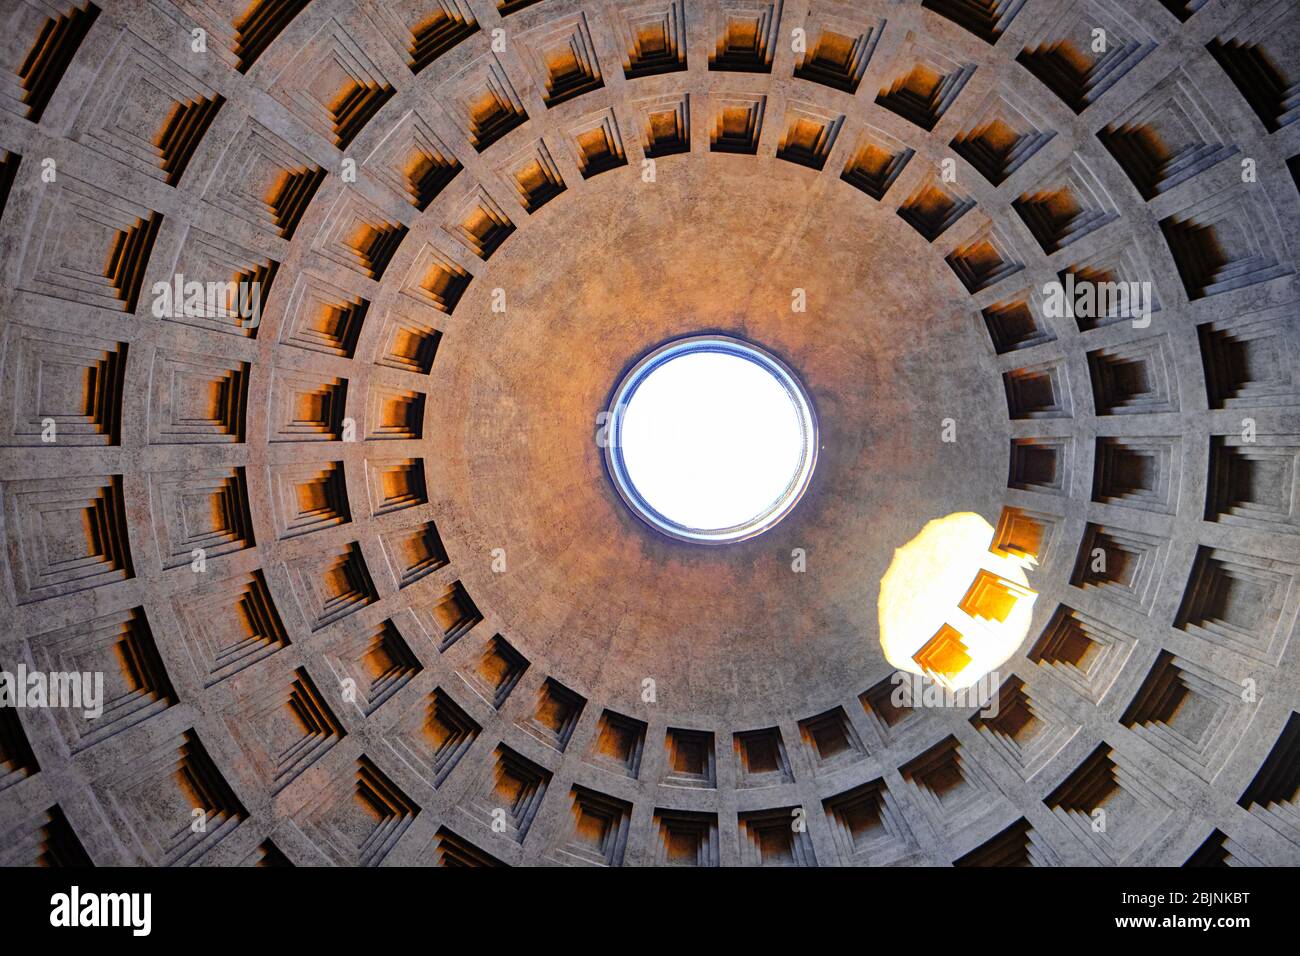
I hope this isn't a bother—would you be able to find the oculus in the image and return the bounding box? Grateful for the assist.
[603,335,817,544]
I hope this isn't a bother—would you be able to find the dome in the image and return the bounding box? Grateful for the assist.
[0,0,1297,873]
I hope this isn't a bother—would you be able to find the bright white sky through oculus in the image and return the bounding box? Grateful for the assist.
[619,350,804,530]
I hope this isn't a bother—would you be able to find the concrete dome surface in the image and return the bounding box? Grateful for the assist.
[0,0,1297,870]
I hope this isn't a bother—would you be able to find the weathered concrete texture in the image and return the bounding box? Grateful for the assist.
[0,0,1297,868]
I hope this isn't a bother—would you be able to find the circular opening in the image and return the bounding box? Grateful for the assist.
[604,335,818,544]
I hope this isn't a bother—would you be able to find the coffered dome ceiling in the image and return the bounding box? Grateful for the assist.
[0,0,1297,868]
